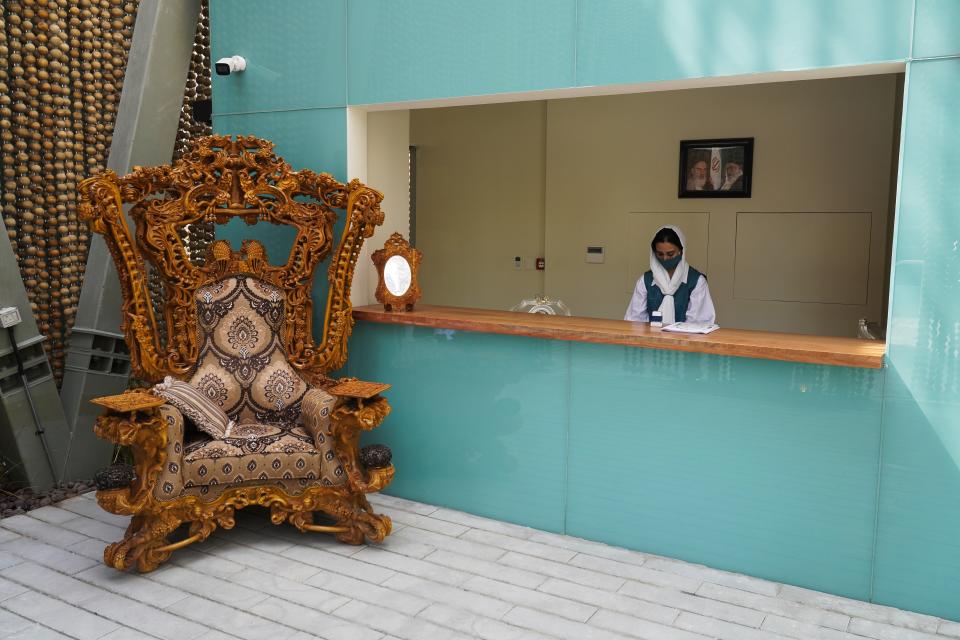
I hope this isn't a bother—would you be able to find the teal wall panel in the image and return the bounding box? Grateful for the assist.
[348,323,569,533]
[210,0,346,113]
[576,0,912,88]
[209,0,960,619]
[872,58,960,620]
[347,0,576,104]
[566,344,883,600]
[913,0,960,58]
[212,108,347,341]
[347,322,886,598]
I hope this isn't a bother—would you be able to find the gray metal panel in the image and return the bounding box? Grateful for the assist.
[60,0,201,483]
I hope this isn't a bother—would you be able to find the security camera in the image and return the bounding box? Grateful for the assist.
[215,56,246,76]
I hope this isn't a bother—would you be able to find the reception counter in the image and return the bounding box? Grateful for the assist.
[347,304,888,603]
[353,305,885,368]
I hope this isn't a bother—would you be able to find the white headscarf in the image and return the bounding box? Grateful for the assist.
[649,225,690,326]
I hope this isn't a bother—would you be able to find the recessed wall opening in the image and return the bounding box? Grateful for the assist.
[360,68,905,339]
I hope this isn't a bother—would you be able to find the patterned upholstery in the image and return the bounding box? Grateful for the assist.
[165,275,344,493]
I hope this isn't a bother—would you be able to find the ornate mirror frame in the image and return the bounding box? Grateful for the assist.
[371,233,422,312]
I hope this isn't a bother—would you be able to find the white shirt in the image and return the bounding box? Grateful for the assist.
[624,274,716,324]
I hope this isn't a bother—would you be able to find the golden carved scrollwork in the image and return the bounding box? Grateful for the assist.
[79,137,394,572]
[77,135,385,383]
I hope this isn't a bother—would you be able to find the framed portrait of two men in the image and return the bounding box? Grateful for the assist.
[678,137,754,198]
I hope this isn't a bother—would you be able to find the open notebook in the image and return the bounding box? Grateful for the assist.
[662,322,720,335]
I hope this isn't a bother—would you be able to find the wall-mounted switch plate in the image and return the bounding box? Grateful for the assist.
[585,246,604,264]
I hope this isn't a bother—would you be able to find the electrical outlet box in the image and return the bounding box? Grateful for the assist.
[0,307,21,328]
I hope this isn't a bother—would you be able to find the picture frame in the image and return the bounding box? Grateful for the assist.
[678,138,754,198]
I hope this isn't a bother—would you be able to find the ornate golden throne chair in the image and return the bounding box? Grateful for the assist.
[77,135,394,572]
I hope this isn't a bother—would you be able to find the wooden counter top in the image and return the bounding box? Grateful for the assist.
[353,305,885,369]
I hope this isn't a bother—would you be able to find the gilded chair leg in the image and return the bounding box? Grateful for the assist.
[278,493,392,544]
[103,512,181,573]
[332,494,392,545]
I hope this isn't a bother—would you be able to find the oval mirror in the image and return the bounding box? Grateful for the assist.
[384,254,412,296]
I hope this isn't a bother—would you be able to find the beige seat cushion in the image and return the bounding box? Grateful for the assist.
[182,423,345,489]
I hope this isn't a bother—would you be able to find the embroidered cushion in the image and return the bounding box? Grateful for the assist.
[153,376,234,439]
[190,276,308,426]
[181,423,346,488]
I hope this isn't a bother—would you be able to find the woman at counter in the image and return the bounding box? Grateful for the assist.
[624,225,716,325]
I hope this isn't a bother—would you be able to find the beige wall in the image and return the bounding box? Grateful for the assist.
[410,75,901,336]
[354,110,411,306]
[411,102,546,309]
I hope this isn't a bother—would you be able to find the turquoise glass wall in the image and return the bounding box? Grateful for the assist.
[348,324,569,533]
[210,0,960,620]
[346,0,910,105]
[349,323,885,600]
[871,57,960,617]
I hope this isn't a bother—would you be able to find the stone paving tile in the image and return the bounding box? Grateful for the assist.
[392,525,506,562]
[55,496,131,527]
[423,548,544,589]
[381,572,513,619]
[642,556,781,596]
[0,513,88,547]
[25,506,78,525]
[589,609,711,640]
[417,602,556,640]
[248,596,383,640]
[0,575,28,603]
[673,611,795,640]
[335,599,473,640]
[569,553,701,592]
[538,577,679,625]
[305,568,431,616]
[430,508,539,540]
[778,584,943,634]
[0,607,34,636]
[463,575,597,623]
[697,581,850,630]
[165,594,299,640]
[941,621,960,639]
[4,494,960,640]
[502,606,632,640]
[500,551,625,591]
[619,578,766,628]
[761,614,865,640]
[463,530,577,563]
[0,550,22,571]
[1,590,120,640]
[0,536,98,574]
[368,492,441,516]
[848,617,947,640]
[5,622,73,639]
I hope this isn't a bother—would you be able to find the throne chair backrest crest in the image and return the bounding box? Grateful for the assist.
[77,135,384,388]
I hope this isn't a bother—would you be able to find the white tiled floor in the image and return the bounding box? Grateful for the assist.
[0,492,957,640]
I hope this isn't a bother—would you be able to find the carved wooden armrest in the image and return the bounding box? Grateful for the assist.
[89,389,172,516]
[327,380,393,493]
[90,389,166,446]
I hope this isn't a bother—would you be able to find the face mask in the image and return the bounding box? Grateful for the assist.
[659,254,682,270]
